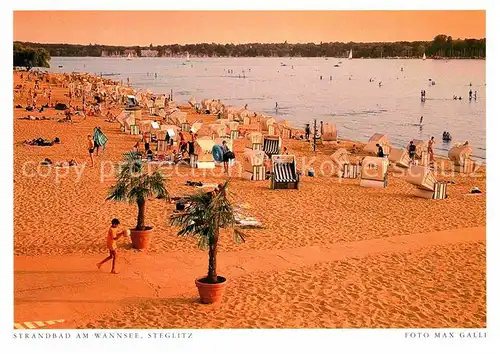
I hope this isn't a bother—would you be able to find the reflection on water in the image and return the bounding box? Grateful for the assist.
[50,57,486,161]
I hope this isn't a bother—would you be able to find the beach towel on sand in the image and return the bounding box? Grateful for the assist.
[93,128,108,148]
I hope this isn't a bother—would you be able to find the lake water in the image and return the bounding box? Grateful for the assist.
[49,57,486,161]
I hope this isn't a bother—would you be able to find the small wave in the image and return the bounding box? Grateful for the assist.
[331,109,388,117]
[398,123,423,127]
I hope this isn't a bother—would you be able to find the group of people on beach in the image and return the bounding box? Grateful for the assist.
[406,137,435,163]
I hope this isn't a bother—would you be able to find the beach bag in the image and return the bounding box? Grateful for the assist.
[225,151,235,159]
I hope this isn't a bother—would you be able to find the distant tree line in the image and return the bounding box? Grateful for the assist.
[13,43,51,70]
[14,34,485,59]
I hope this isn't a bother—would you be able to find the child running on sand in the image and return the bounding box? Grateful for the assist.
[97,218,126,274]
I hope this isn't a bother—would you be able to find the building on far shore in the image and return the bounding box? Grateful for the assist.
[101,50,121,57]
[124,49,138,58]
[141,49,159,57]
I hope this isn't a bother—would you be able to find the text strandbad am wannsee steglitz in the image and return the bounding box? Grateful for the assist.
[13,332,193,340]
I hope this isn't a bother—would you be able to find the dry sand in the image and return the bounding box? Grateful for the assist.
[13,71,486,328]
[82,241,485,329]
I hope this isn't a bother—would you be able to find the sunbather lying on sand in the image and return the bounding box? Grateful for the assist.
[104,110,116,122]
[24,137,60,146]
[186,180,204,187]
[40,158,77,167]
[18,115,54,121]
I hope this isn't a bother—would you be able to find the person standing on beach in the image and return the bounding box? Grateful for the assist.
[428,137,435,163]
[144,133,151,153]
[188,133,195,157]
[420,116,423,125]
[97,218,126,274]
[87,134,95,167]
[376,143,385,158]
[408,141,416,163]
[221,140,230,174]
[305,124,311,141]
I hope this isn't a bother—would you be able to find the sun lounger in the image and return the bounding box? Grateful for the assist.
[157,140,167,152]
[388,148,411,168]
[405,166,447,199]
[448,144,472,165]
[413,181,448,199]
[246,132,264,151]
[195,183,219,189]
[343,164,361,179]
[363,133,391,156]
[406,166,437,191]
[194,138,215,169]
[360,156,389,188]
[453,158,478,174]
[448,143,477,173]
[322,123,338,141]
[130,125,140,135]
[270,155,299,190]
[242,149,266,181]
[234,212,263,228]
[263,136,281,157]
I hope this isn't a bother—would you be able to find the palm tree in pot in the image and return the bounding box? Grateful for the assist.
[170,181,246,304]
[107,151,168,249]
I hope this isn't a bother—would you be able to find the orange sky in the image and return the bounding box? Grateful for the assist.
[13,10,485,45]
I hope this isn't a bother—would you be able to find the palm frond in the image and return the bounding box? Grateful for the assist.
[169,180,247,249]
[106,153,169,205]
[234,228,247,244]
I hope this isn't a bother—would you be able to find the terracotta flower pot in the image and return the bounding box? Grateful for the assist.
[130,227,153,249]
[195,276,227,304]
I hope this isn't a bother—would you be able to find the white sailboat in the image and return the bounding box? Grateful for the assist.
[422,53,426,60]
[186,52,190,62]
[126,53,132,61]
[348,49,353,60]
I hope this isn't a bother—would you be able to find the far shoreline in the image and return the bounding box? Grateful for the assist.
[47,56,486,60]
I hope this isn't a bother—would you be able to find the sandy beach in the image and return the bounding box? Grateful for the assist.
[13,70,486,329]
